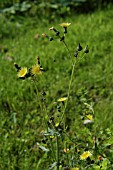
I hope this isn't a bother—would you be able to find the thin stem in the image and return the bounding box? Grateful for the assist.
[60,57,77,124]
[32,78,43,113]
[63,40,72,59]
[32,78,56,161]
[58,34,71,59]
[49,138,56,162]
[64,130,76,144]
[56,135,59,170]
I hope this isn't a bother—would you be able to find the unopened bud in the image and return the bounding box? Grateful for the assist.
[37,56,40,65]
[64,27,67,34]
[84,45,89,53]
[74,51,78,57]
[60,36,65,41]
[55,31,60,36]
[14,63,21,71]
[49,37,53,41]
[77,43,82,51]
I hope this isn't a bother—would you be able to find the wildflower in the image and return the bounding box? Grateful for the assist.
[50,135,54,139]
[17,67,27,78]
[80,151,91,160]
[98,155,103,161]
[55,122,59,127]
[31,64,42,75]
[86,114,93,120]
[59,23,71,28]
[64,148,69,153]
[57,97,67,102]
[70,168,79,170]
[59,22,71,33]
[42,33,48,38]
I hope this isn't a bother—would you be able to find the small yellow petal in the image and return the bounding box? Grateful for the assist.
[86,114,93,120]
[55,123,59,127]
[50,135,54,139]
[59,23,71,28]
[31,64,41,75]
[57,97,67,102]
[80,151,91,160]
[17,67,27,77]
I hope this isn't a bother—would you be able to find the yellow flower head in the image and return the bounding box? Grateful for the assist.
[55,122,59,127]
[71,168,79,170]
[86,114,93,120]
[57,97,67,102]
[59,23,71,28]
[17,67,27,78]
[31,64,42,75]
[80,151,91,160]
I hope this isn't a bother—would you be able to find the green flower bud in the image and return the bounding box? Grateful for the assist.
[74,51,78,58]
[49,37,53,41]
[55,31,60,36]
[60,36,65,41]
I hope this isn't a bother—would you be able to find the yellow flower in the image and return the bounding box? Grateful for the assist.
[64,148,69,153]
[50,135,54,139]
[57,97,67,102]
[55,123,59,127]
[31,64,42,75]
[17,67,27,78]
[59,23,71,28]
[70,168,79,170]
[86,114,93,120]
[80,151,91,160]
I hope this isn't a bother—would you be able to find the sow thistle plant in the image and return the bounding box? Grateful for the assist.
[14,56,43,79]
[14,23,111,170]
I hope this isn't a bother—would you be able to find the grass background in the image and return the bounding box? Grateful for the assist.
[0,4,113,169]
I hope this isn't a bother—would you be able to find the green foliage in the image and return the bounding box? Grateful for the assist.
[0,0,113,19]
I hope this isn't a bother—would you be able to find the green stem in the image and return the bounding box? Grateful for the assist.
[60,57,77,124]
[33,78,56,161]
[63,40,72,59]
[56,135,59,170]
[49,138,56,162]
[32,78,43,113]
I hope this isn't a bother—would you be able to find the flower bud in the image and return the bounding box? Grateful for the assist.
[84,45,89,53]
[55,31,60,36]
[77,43,82,51]
[49,37,53,41]
[74,51,78,58]
[64,27,67,34]
[60,36,65,41]
[14,63,21,71]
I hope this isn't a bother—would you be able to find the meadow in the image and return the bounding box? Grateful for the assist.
[0,5,113,170]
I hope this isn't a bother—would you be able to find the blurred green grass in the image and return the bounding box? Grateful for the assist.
[0,6,113,169]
